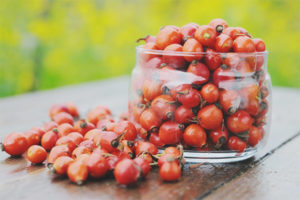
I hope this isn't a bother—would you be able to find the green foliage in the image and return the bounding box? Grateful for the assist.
[1,0,300,97]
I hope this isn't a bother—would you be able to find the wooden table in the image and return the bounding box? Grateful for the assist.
[1,76,300,200]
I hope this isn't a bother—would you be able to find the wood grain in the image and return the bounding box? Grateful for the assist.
[0,77,300,200]
[204,133,300,200]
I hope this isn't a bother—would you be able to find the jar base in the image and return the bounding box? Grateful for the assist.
[159,147,257,163]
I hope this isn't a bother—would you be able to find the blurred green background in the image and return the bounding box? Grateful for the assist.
[1,0,300,97]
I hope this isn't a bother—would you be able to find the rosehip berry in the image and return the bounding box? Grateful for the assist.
[24,129,41,147]
[151,95,176,120]
[204,48,222,71]
[195,25,217,48]
[135,141,158,155]
[67,159,89,185]
[87,151,108,178]
[180,23,199,39]
[233,36,255,53]
[228,136,247,152]
[159,161,181,182]
[113,121,137,141]
[74,119,95,136]
[163,44,186,68]
[219,90,241,114]
[27,145,47,164]
[140,108,162,132]
[200,83,219,103]
[253,38,266,52]
[142,79,162,102]
[51,156,73,175]
[56,136,77,152]
[156,25,182,49]
[248,126,263,147]
[209,127,229,148]
[133,157,151,177]
[182,38,204,62]
[183,124,207,147]
[227,110,253,134]
[53,112,74,125]
[215,34,233,52]
[187,61,210,85]
[114,159,140,185]
[197,105,223,130]
[159,121,184,145]
[57,123,75,138]
[87,106,112,125]
[41,129,58,151]
[174,105,194,124]
[47,145,70,165]
[1,132,28,156]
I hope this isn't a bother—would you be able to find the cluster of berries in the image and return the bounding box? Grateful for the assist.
[130,18,269,152]
[1,102,184,185]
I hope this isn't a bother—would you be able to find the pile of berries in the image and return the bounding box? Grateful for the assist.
[0,102,185,185]
[131,18,269,152]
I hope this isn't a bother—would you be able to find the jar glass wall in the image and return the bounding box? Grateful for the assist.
[129,46,271,163]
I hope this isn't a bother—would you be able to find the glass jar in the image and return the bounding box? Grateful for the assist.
[129,46,271,163]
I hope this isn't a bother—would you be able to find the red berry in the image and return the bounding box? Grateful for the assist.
[195,25,217,47]
[87,151,108,178]
[182,38,204,62]
[159,161,181,182]
[227,110,253,134]
[228,136,247,152]
[41,129,58,151]
[233,36,255,53]
[133,157,151,177]
[200,83,219,104]
[174,105,194,124]
[113,121,137,141]
[183,124,207,147]
[142,79,162,101]
[159,121,184,145]
[151,95,176,120]
[253,38,266,52]
[53,112,74,125]
[180,23,199,39]
[248,126,263,147]
[219,90,241,114]
[197,105,223,130]
[1,132,28,156]
[156,26,182,49]
[215,34,233,52]
[163,44,186,68]
[204,48,222,71]
[114,159,140,185]
[187,61,210,85]
[27,145,47,164]
[140,108,162,132]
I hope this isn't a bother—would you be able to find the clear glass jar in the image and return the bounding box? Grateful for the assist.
[129,46,271,163]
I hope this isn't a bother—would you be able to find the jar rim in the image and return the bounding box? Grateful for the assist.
[136,45,268,56]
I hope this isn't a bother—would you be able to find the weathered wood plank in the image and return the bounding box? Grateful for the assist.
[204,133,300,200]
[0,77,300,200]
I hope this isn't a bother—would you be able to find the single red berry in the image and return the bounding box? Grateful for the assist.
[135,141,158,155]
[159,161,181,182]
[74,119,95,136]
[1,132,28,156]
[41,129,58,151]
[53,112,74,125]
[187,61,210,85]
[227,110,253,134]
[149,133,165,147]
[24,129,41,147]
[114,159,140,185]
[142,79,162,102]
[195,25,217,48]
[57,123,75,138]
[113,121,137,141]
[200,83,219,104]
[180,23,199,39]
[51,156,73,175]
[183,124,207,147]
[219,90,241,114]
[159,121,184,145]
[209,127,229,148]
[151,95,176,120]
[248,126,263,147]
[215,34,233,52]
[156,25,182,49]
[212,67,235,88]
[253,38,266,52]
[87,151,108,178]
[67,159,89,185]
[56,136,77,152]
[233,36,256,53]
[163,44,186,68]
[228,136,247,152]
[27,145,47,164]
[197,105,223,130]
[182,38,204,62]
[204,48,222,71]
[209,18,228,31]
[140,108,162,132]
[174,105,194,124]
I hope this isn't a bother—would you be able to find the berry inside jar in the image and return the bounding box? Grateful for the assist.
[130,18,270,163]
